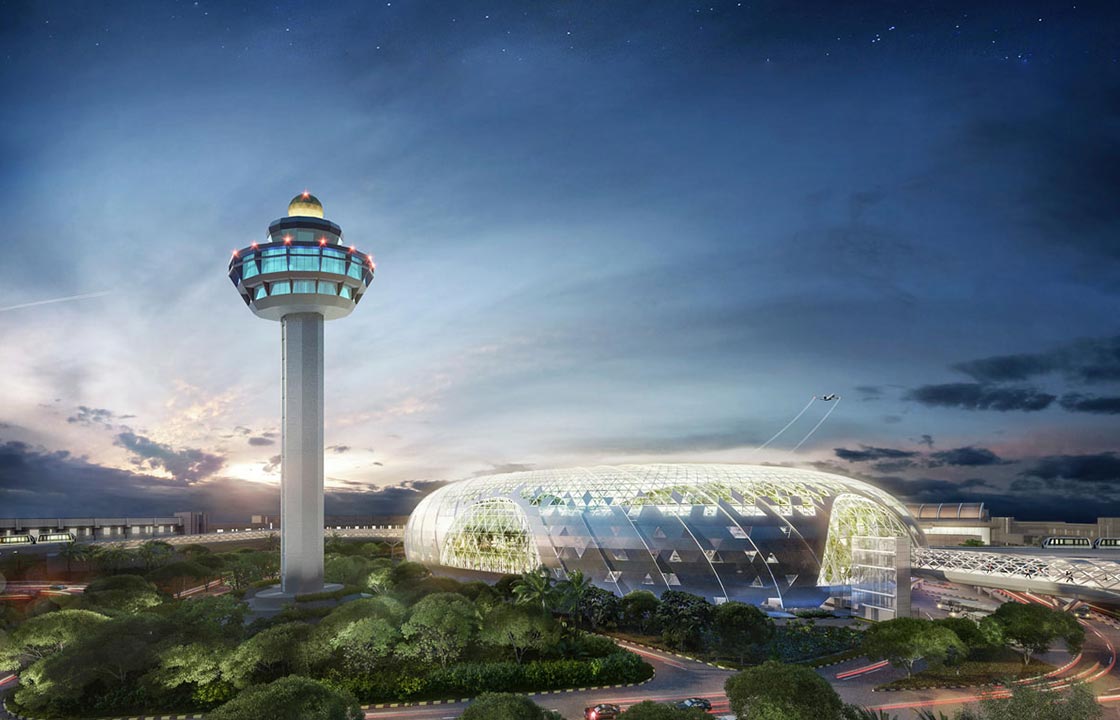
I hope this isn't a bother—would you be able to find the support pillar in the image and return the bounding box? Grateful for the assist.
[280,312,325,595]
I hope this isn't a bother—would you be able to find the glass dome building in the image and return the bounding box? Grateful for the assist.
[404,464,925,607]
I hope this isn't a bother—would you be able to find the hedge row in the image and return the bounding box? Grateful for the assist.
[331,651,653,702]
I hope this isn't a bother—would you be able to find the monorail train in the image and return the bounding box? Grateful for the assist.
[0,532,75,546]
[1096,538,1120,549]
[1041,536,1092,549]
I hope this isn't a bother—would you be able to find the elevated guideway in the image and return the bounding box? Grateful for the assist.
[913,546,1120,602]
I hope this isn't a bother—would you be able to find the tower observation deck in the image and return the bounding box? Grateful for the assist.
[228,193,375,595]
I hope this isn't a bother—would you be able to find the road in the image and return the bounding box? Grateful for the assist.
[362,640,735,719]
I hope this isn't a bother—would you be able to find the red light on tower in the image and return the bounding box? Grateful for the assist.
[283,235,292,244]
[319,237,327,245]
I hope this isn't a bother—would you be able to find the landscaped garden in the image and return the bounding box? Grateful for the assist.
[0,538,651,719]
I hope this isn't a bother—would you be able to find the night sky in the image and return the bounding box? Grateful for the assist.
[1,1,1118,522]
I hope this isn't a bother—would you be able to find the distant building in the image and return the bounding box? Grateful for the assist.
[907,503,1120,547]
[0,511,205,543]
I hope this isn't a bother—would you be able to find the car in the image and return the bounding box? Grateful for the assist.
[1073,606,1092,619]
[673,697,713,710]
[48,584,66,591]
[585,703,621,720]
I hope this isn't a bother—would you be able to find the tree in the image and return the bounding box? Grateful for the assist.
[328,616,400,675]
[136,540,175,571]
[656,591,713,650]
[619,700,710,719]
[555,569,594,628]
[512,566,556,612]
[81,573,163,613]
[725,660,843,720]
[0,609,109,671]
[206,675,363,720]
[398,592,478,667]
[147,559,213,597]
[621,590,661,634]
[934,617,988,653]
[973,682,1102,720]
[860,617,967,677]
[91,544,132,573]
[58,542,90,577]
[989,602,1084,666]
[460,692,564,720]
[221,622,325,688]
[583,586,623,630]
[712,601,774,663]
[478,604,558,663]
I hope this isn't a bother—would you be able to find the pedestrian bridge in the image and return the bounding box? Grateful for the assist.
[913,546,1120,602]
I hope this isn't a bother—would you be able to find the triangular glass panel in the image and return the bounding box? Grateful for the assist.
[750,576,764,588]
[668,550,682,563]
[766,553,780,564]
[642,573,655,585]
[786,575,798,586]
[653,527,667,539]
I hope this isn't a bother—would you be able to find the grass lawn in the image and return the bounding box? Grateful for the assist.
[877,649,1056,690]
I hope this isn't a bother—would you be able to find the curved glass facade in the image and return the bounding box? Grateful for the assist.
[404,464,924,607]
[229,242,374,303]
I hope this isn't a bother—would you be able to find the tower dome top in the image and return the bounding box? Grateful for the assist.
[288,192,324,218]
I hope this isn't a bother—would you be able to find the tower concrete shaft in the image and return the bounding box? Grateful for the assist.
[280,312,325,595]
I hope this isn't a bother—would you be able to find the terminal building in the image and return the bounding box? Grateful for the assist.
[907,503,1120,547]
[0,511,206,543]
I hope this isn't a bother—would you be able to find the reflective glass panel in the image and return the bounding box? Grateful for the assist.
[254,285,267,300]
[340,285,352,299]
[243,260,259,279]
[289,254,320,271]
[321,256,345,274]
[293,280,316,294]
[270,281,290,296]
[317,281,337,295]
[347,262,363,279]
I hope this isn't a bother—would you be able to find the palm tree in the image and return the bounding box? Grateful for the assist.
[94,544,130,573]
[136,540,174,571]
[58,542,89,578]
[556,569,594,629]
[512,566,556,613]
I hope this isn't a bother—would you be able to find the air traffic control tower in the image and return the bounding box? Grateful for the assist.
[229,193,374,596]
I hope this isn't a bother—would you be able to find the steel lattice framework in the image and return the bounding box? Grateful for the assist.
[914,547,1120,594]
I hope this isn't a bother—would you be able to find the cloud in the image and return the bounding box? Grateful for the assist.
[328,445,351,454]
[855,385,883,400]
[834,446,920,463]
[929,446,1006,467]
[1019,453,1120,485]
[248,436,275,446]
[473,463,535,477]
[263,455,281,473]
[114,431,225,483]
[952,335,1120,385]
[905,383,1056,412]
[67,406,133,428]
[918,434,934,448]
[1060,394,1120,415]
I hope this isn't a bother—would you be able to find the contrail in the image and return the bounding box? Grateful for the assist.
[792,396,842,451]
[0,291,112,313]
[750,396,817,454]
